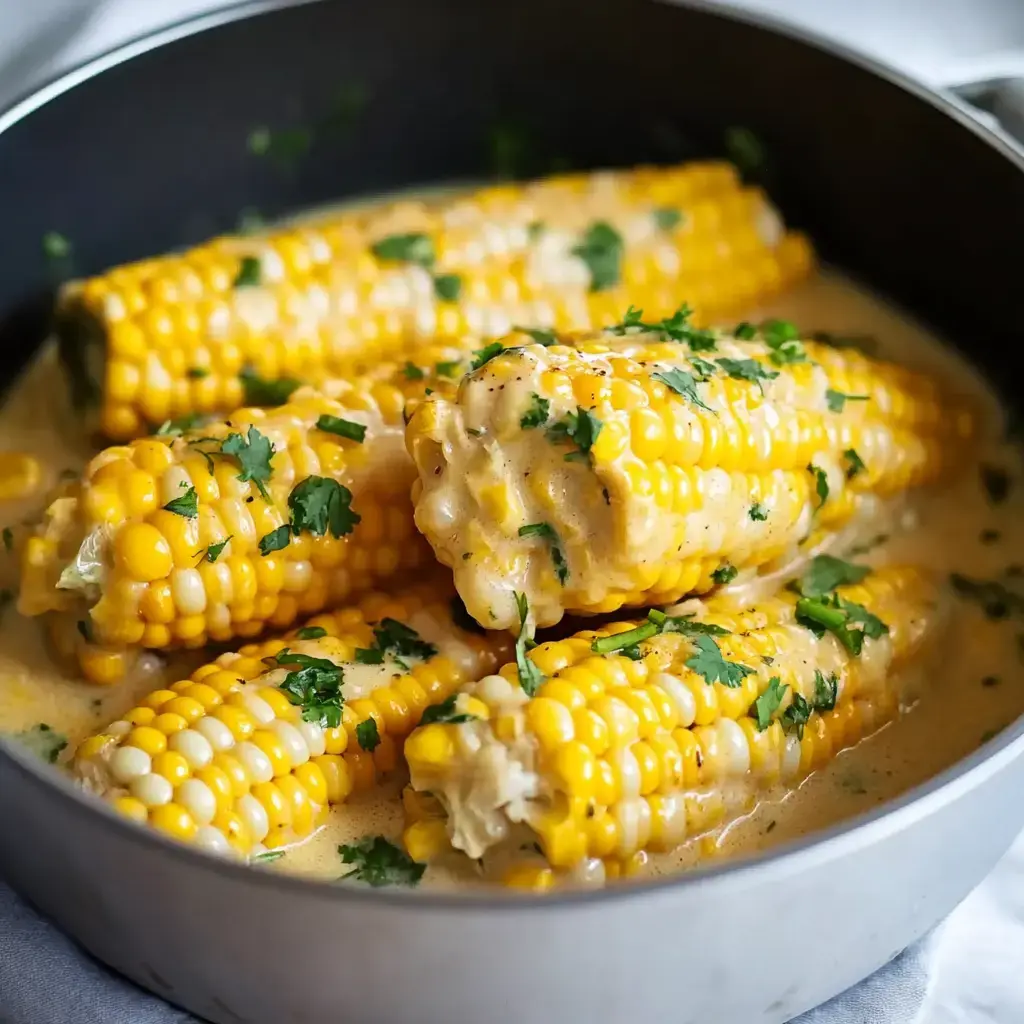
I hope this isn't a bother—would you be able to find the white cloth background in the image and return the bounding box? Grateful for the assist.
[1,2,1024,1022]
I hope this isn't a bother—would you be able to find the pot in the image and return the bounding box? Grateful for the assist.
[1,2,1023,1021]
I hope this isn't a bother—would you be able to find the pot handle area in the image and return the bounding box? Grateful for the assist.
[937,54,1024,144]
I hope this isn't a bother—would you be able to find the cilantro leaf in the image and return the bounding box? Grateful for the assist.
[316,415,366,443]
[733,322,758,340]
[808,464,829,509]
[572,221,623,291]
[11,722,68,764]
[518,522,569,584]
[652,368,713,413]
[716,357,780,391]
[520,392,550,430]
[338,836,425,887]
[513,326,558,346]
[187,366,210,379]
[221,425,275,501]
[725,125,767,179]
[781,693,812,738]
[590,608,729,655]
[295,625,327,640]
[591,619,661,655]
[435,360,462,378]
[239,369,300,407]
[844,448,866,480]
[795,594,888,655]
[814,669,839,711]
[513,592,545,696]
[825,389,870,413]
[684,635,754,688]
[163,485,198,518]
[370,233,435,268]
[609,303,716,351]
[471,342,505,371]
[156,413,205,437]
[233,256,262,288]
[652,207,682,231]
[795,555,870,599]
[288,476,360,538]
[546,406,603,462]
[751,676,787,731]
[761,319,806,365]
[201,535,233,563]
[273,648,344,727]
[356,618,438,667]
[259,526,291,555]
[419,694,478,726]
[749,503,768,521]
[433,273,462,302]
[403,362,425,381]
[711,563,738,585]
[355,718,380,752]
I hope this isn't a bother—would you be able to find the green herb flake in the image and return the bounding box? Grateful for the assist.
[371,233,435,268]
[761,320,806,366]
[187,366,210,380]
[609,303,716,351]
[651,368,714,413]
[546,406,603,462]
[274,648,344,727]
[518,522,569,585]
[202,535,233,563]
[795,555,870,599]
[725,126,767,178]
[289,476,360,538]
[591,619,661,656]
[259,526,292,555]
[471,342,506,371]
[844,448,866,480]
[520,392,551,430]
[716,357,780,391]
[221,425,275,501]
[572,221,623,292]
[733,322,757,340]
[748,503,768,522]
[652,207,683,231]
[419,693,478,727]
[435,360,462,378]
[780,693,812,738]
[403,362,425,381]
[252,850,285,864]
[42,231,71,261]
[239,368,300,407]
[162,484,198,519]
[825,389,870,414]
[814,669,839,710]
[155,413,205,437]
[233,256,262,288]
[295,625,328,640]
[338,836,425,887]
[711,563,738,585]
[684,635,754,688]
[751,676,787,731]
[795,594,888,655]
[433,273,462,302]
[513,592,545,696]
[513,325,558,346]
[316,414,366,443]
[355,718,380,752]
[808,463,829,509]
[11,723,67,764]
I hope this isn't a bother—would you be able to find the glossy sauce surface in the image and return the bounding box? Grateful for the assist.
[0,268,1022,889]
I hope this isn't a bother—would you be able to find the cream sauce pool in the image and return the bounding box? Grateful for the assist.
[0,268,1022,889]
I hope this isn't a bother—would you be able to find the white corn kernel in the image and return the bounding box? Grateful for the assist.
[235,741,274,784]
[169,729,214,770]
[176,778,217,825]
[130,773,173,808]
[110,745,151,784]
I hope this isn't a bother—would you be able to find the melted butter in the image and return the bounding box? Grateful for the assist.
[1,269,1023,890]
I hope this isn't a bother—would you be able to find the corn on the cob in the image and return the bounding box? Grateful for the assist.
[73,581,512,857]
[406,322,975,632]
[403,564,941,887]
[56,162,814,440]
[18,365,441,684]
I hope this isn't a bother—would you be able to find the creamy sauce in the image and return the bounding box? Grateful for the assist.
[1,269,1023,890]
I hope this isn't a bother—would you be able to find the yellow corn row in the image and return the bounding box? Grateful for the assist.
[73,581,512,858]
[18,354,448,685]
[402,565,941,888]
[407,324,975,631]
[56,161,814,440]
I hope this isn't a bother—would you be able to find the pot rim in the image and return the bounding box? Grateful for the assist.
[2,0,1023,913]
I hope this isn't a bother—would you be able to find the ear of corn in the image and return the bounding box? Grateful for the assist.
[73,581,512,857]
[402,565,941,887]
[18,363,443,684]
[406,327,975,632]
[56,162,813,440]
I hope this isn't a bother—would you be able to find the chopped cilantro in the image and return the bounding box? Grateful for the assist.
[794,555,870,599]
[433,273,462,302]
[981,465,1011,504]
[295,625,327,640]
[591,608,729,655]
[520,392,550,430]
[252,850,284,863]
[403,362,425,381]
[450,595,486,635]
[844,448,866,480]
[187,366,210,379]
[711,563,738,585]
[371,233,435,268]
[355,718,380,752]
[338,836,425,887]
[591,619,661,655]
[239,369,300,407]
[155,413,204,437]
[609,303,716,351]
[685,635,754,688]
[513,325,558,346]
[825,389,870,413]
[273,649,344,727]
[572,221,623,291]
[355,618,438,667]
[221,425,275,501]
[733,322,757,340]
[795,594,888,655]
[716,357,779,391]
[724,125,767,178]
[749,503,768,522]
[690,356,718,380]
[316,414,366,443]
[513,592,545,696]
[233,256,261,288]
[761,320,806,365]
[808,463,829,509]
[518,522,569,584]
[435,360,462,378]
[651,368,713,413]
[419,694,478,726]
[259,526,291,555]
[471,342,505,371]
[288,476,360,538]
[11,723,67,764]
[780,693,812,738]
[652,207,682,231]
[162,485,198,518]
[546,406,603,462]
[201,535,233,563]
[751,676,787,730]
[814,669,839,710]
